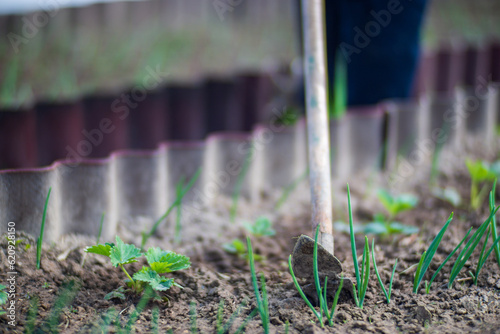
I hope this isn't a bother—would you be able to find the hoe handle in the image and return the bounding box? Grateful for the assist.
[301,0,334,254]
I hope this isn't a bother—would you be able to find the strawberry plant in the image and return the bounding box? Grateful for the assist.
[85,236,190,296]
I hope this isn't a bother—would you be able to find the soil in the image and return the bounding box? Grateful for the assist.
[1,166,500,334]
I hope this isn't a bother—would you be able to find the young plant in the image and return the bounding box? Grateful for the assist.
[466,159,496,210]
[328,48,347,120]
[448,203,500,288]
[141,168,201,250]
[174,176,185,243]
[431,187,462,208]
[247,237,270,333]
[488,180,500,269]
[347,185,370,308]
[425,227,472,293]
[275,169,309,210]
[81,212,105,267]
[413,213,454,293]
[86,236,190,295]
[472,225,500,285]
[366,189,419,235]
[371,239,397,304]
[287,226,344,327]
[244,217,276,237]
[37,187,51,270]
[216,298,253,334]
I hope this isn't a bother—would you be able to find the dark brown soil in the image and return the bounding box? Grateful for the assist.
[1,169,500,334]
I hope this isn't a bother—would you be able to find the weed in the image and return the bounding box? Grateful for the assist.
[190,301,198,334]
[141,168,201,250]
[275,169,309,210]
[37,187,51,270]
[488,180,500,269]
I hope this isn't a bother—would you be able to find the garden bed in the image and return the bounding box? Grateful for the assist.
[1,162,500,333]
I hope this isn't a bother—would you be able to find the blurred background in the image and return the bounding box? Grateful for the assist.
[0,0,499,169]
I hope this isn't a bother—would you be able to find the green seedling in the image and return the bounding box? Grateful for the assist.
[141,168,201,250]
[223,239,264,262]
[288,225,344,327]
[120,288,155,334]
[174,176,185,243]
[244,217,276,237]
[216,298,253,334]
[151,307,159,334]
[472,226,500,285]
[231,145,253,223]
[190,301,198,334]
[276,169,309,210]
[328,48,347,119]
[448,202,500,288]
[413,213,454,293]
[82,212,105,267]
[86,236,190,295]
[40,280,80,333]
[431,187,462,207]
[371,239,397,304]
[335,188,419,236]
[347,184,370,308]
[425,227,472,294]
[0,284,7,316]
[488,180,500,269]
[247,237,270,333]
[37,187,51,270]
[466,159,496,210]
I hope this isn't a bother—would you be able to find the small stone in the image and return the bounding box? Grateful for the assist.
[456,308,467,315]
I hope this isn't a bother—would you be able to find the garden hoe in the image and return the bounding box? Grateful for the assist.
[291,0,354,304]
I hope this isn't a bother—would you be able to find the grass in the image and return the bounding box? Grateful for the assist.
[347,184,370,308]
[328,48,347,120]
[275,169,309,210]
[175,176,185,243]
[371,239,397,303]
[37,187,52,270]
[288,225,344,327]
[141,168,201,250]
[81,212,105,267]
[247,237,270,333]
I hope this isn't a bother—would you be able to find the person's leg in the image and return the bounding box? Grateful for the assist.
[326,0,428,106]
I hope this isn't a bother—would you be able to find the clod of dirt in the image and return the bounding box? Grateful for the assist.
[414,305,432,325]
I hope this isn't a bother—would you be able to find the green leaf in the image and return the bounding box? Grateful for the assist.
[466,159,496,183]
[377,189,418,217]
[133,267,174,291]
[109,236,142,267]
[0,290,8,305]
[223,239,246,254]
[104,287,126,300]
[244,217,275,237]
[388,222,419,235]
[432,187,462,207]
[146,247,191,273]
[85,243,114,257]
